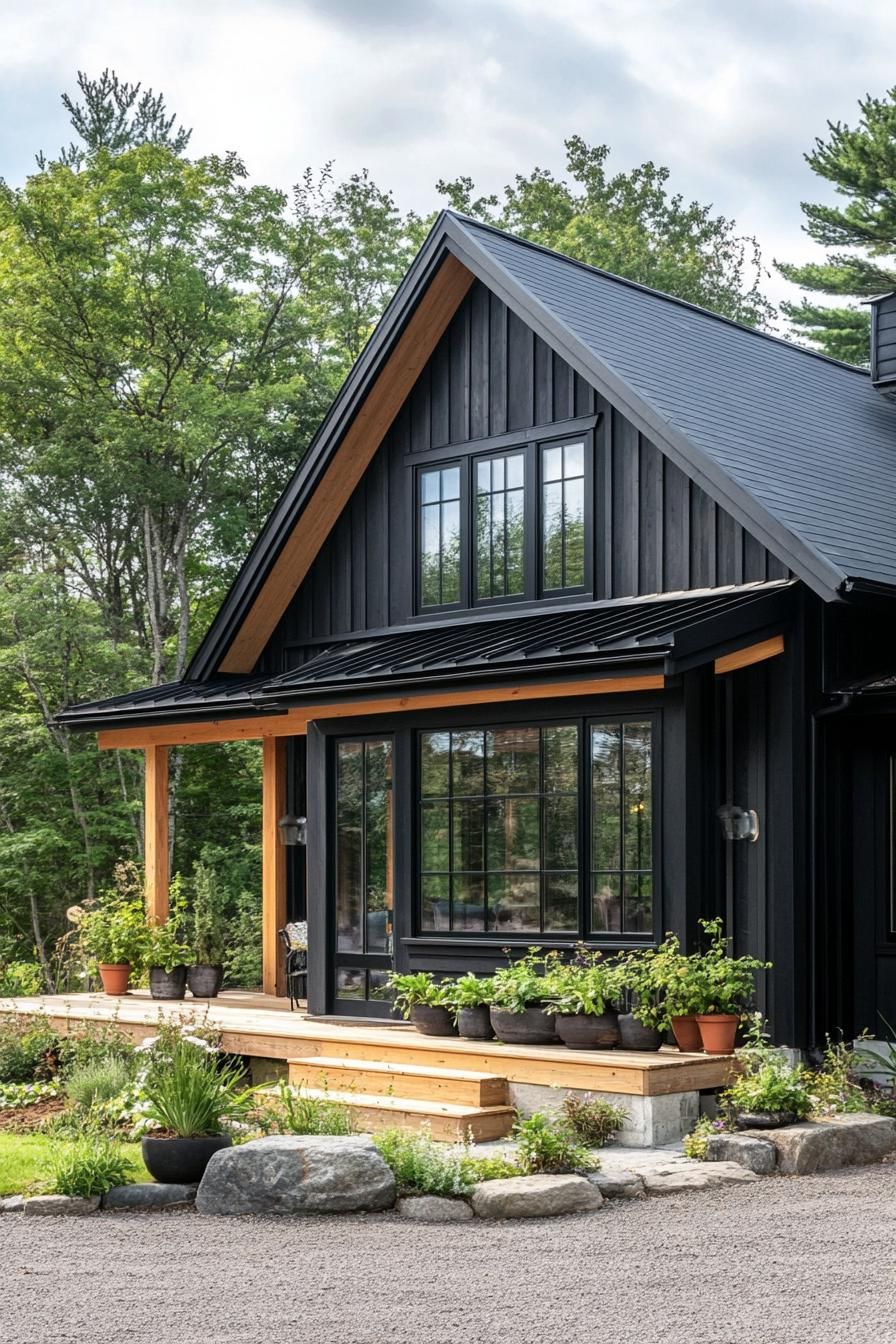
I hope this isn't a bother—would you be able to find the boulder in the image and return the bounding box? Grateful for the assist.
[586,1169,646,1199]
[741,1114,896,1176]
[705,1133,777,1175]
[102,1183,196,1210]
[195,1135,396,1217]
[23,1195,100,1216]
[397,1195,473,1222]
[0,1195,24,1213]
[642,1161,758,1194]
[471,1174,603,1219]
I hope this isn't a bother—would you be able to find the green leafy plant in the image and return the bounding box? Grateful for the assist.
[386,971,449,1019]
[78,869,149,970]
[48,1135,134,1197]
[0,1080,61,1110]
[0,961,43,996]
[512,1111,600,1174]
[610,948,669,1031]
[373,1126,475,1197]
[491,948,560,1015]
[542,951,613,1017]
[806,1036,870,1117]
[140,1036,255,1137]
[262,1081,354,1136]
[692,918,770,1016]
[720,1015,812,1120]
[561,1093,627,1147]
[460,1152,523,1182]
[56,1017,134,1076]
[682,1115,718,1160]
[651,931,707,1017]
[64,1055,134,1112]
[445,972,494,1015]
[0,1012,59,1084]
[189,858,228,966]
[145,877,190,971]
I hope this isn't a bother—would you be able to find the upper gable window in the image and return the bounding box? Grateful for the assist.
[419,464,462,608]
[475,452,525,600]
[542,441,586,593]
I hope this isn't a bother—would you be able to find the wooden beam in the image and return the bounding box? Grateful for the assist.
[219,255,476,674]
[144,745,169,925]
[714,635,785,676]
[97,673,666,750]
[262,737,288,997]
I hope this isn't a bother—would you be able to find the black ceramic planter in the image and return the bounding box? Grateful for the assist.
[457,1005,495,1040]
[735,1110,798,1130]
[490,1005,558,1045]
[410,1004,457,1037]
[149,965,187,1000]
[617,1013,663,1051]
[555,1010,620,1050]
[141,1134,231,1184]
[188,964,224,998]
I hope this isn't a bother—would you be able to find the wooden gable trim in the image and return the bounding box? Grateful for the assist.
[96,672,666,750]
[714,635,785,675]
[218,254,475,674]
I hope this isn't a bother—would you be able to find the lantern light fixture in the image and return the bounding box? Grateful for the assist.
[278,813,307,847]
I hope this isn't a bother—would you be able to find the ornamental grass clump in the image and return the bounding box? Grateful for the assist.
[140,1036,255,1138]
[48,1136,134,1197]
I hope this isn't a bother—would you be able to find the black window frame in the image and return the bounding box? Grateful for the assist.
[540,435,590,598]
[416,459,467,612]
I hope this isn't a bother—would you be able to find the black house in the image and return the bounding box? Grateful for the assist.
[62,213,896,1049]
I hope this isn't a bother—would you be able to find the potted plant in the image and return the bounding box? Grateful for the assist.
[77,868,148,995]
[446,973,495,1040]
[653,931,706,1052]
[723,1014,812,1128]
[693,918,770,1054]
[140,1031,255,1183]
[542,951,619,1050]
[387,971,456,1036]
[612,948,668,1051]
[489,948,560,1045]
[187,858,227,998]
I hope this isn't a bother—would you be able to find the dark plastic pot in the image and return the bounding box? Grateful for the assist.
[490,1005,558,1045]
[141,1134,231,1184]
[735,1110,798,1131]
[618,1013,663,1051]
[410,1004,457,1036]
[149,965,188,1000]
[188,964,224,998]
[555,1010,620,1050]
[457,1005,495,1040]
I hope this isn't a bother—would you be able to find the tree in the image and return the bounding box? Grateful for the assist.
[777,88,896,364]
[437,136,775,327]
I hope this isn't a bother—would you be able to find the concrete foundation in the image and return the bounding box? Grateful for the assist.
[508,1082,699,1148]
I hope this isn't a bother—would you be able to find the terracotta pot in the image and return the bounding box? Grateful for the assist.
[149,965,188,1000]
[188,964,224,998]
[555,1011,619,1050]
[670,1014,703,1052]
[490,1005,558,1045]
[617,1013,663,1051]
[98,963,131,995]
[410,1004,457,1036]
[696,1013,739,1054]
[457,1005,495,1040]
[141,1134,231,1184]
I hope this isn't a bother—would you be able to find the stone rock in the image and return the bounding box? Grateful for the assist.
[397,1195,474,1223]
[742,1114,896,1176]
[471,1174,603,1220]
[195,1135,396,1217]
[586,1169,646,1199]
[705,1133,777,1175]
[23,1195,100,1216]
[0,1195,24,1213]
[642,1161,758,1195]
[102,1183,197,1210]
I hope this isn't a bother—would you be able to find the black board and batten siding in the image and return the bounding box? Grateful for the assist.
[259,282,788,676]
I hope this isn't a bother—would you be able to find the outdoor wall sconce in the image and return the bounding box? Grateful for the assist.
[278,814,307,846]
[716,803,760,843]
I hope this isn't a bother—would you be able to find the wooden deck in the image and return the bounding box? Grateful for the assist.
[6,992,735,1098]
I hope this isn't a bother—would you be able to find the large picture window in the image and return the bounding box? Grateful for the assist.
[418,716,655,940]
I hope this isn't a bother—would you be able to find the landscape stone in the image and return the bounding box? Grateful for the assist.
[642,1161,758,1194]
[0,1195,24,1213]
[397,1195,474,1222]
[102,1183,197,1210]
[741,1114,896,1176]
[195,1135,396,1216]
[705,1133,777,1174]
[471,1174,603,1219]
[586,1168,646,1199]
[23,1195,100,1216]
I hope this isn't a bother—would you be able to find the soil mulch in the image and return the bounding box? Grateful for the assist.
[0,1098,68,1133]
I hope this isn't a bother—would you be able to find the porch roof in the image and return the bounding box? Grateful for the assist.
[60,580,795,732]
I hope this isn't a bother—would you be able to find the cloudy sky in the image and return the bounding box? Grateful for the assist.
[1,0,893,309]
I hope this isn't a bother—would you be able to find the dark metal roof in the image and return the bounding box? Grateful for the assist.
[61,583,794,730]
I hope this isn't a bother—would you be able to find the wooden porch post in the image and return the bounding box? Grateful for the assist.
[144,745,169,925]
[262,736,288,996]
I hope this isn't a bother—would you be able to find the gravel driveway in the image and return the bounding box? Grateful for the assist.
[2,1163,894,1344]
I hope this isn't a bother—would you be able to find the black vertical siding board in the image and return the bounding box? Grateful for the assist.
[488,293,507,435]
[552,350,574,421]
[715,508,737,587]
[506,309,534,432]
[410,368,431,453]
[534,335,553,425]
[365,450,388,629]
[743,531,769,583]
[469,283,490,440]
[616,414,640,596]
[691,489,718,590]
[448,304,470,444]
[331,514,352,635]
[662,461,691,592]
[430,333,450,448]
[640,435,664,595]
[594,397,612,600]
[351,489,367,632]
[574,372,595,417]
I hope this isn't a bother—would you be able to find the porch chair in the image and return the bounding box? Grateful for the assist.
[279,921,308,1011]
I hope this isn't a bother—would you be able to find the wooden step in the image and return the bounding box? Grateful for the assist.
[266,1085,515,1143]
[288,1055,509,1107]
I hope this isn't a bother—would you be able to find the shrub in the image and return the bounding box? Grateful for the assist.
[56,1018,134,1076]
[512,1111,599,1174]
[0,961,44,996]
[65,1055,134,1112]
[189,857,228,966]
[460,1152,522,1182]
[0,1012,59,1083]
[49,1137,134,1197]
[806,1036,869,1116]
[374,1127,475,1197]
[561,1093,627,1147]
[263,1081,354,1136]
[77,863,149,970]
[224,888,262,988]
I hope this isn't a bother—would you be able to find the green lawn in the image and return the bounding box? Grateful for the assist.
[0,1134,150,1196]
